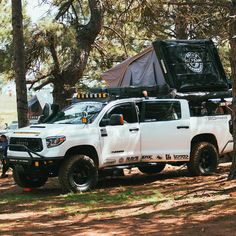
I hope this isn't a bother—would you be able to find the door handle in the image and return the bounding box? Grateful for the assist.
[177,126,189,129]
[100,128,108,137]
[129,128,139,132]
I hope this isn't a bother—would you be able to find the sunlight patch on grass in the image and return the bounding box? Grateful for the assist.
[61,189,134,204]
[0,193,42,204]
[54,188,169,215]
[0,188,170,217]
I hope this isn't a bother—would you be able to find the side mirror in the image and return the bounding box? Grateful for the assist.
[100,118,110,127]
[110,114,124,126]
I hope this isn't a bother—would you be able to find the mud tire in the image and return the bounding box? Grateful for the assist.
[58,155,98,193]
[187,142,218,176]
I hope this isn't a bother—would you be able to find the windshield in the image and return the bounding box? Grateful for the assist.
[50,102,104,124]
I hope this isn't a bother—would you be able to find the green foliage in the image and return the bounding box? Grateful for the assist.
[0,0,30,76]
[0,0,12,73]
[0,0,233,94]
[63,188,164,205]
[25,20,78,72]
[0,188,165,213]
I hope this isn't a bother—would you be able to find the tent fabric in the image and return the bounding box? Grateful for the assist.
[101,46,166,88]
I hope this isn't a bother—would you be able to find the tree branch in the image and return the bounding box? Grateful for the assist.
[76,0,86,22]
[55,0,74,20]
[46,32,61,75]
[103,25,128,57]
[26,73,53,90]
[93,41,107,56]
[115,0,136,26]
[159,0,231,8]
[79,0,104,42]
[33,78,54,91]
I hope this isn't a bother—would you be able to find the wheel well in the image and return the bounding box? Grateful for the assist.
[191,134,218,152]
[65,145,99,167]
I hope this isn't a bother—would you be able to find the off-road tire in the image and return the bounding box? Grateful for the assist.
[187,142,218,176]
[138,163,166,174]
[13,168,48,188]
[58,154,98,193]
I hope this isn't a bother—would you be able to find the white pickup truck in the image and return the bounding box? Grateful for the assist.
[7,95,233,192]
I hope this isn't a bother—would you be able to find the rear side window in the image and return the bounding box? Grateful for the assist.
[143,101,181,122]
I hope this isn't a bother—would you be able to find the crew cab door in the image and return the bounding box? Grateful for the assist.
[99,102,141,166]
[140,100,191,162]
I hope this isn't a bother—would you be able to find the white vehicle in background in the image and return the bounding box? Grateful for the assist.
[0,121,18,136]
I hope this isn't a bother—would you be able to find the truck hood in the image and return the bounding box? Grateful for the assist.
[10,124,85,138]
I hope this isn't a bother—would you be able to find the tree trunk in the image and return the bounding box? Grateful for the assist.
[50,0,104,109]
[228,0,236,180]
[175,6,188,39]
[12,0,28,128]
[53,81,74,109]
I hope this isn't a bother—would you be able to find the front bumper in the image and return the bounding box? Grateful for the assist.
[7,144,63,175]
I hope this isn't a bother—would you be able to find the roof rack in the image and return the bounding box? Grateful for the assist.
[90,85,171,99]
[74,85,232,103]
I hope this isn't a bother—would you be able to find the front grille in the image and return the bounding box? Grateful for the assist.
[9,138,43,152]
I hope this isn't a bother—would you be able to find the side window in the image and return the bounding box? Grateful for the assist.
[101,103,137,126]
[143,101,181,122]
[135,101,142,121]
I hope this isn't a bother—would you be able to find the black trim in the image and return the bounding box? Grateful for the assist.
[177,126,189,129]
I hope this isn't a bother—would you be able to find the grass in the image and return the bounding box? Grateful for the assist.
[0,187,168,216]
[0,193,44,203]
[62,188,166,205]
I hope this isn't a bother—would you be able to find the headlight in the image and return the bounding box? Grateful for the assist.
[46,136,66,148]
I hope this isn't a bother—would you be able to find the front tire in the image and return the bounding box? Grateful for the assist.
[58,154,98,193]
[138,163,166,174]
[187,142,218,176]
[13,168,48,188]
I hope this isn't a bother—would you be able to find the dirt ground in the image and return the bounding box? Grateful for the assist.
[0,163,236,236]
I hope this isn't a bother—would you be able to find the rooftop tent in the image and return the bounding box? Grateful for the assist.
[101,46,166,88]
[102,39,230,93]
[153,39,229,92]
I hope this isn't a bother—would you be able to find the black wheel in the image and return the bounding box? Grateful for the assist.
[187,142,218,176]
[58,154,98,193]
[138,163,166,174]
[13,168,48,188]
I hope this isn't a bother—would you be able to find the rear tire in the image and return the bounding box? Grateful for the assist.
[138,163,166,174]
[13,168,48,188]
[187,142,218,176]
[58,154,98,193]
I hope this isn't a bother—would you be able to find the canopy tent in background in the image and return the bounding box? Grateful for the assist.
[28,91,53,119]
